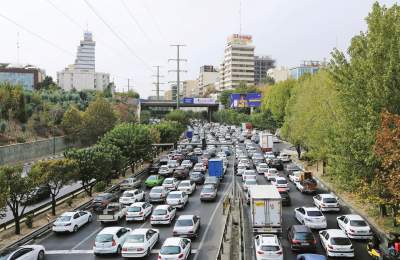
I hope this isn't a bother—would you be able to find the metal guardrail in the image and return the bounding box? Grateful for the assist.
[215,187,233,260]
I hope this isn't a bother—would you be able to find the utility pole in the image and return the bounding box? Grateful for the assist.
[169,44,187,109]
[127,78,134,92]
[152,66,165,100]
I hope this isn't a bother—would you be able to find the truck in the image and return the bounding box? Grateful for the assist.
[208,158,224,179]
[97,203,127,225]
[259,132,274,152]
[295,171,317,194]
[248,185,282,234]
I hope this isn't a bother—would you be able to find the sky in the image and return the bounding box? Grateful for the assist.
[0,0,397,98]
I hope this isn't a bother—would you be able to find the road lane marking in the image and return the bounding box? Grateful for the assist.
[193,182,233,260]
[46,249,198,255]
[71,226,102,250]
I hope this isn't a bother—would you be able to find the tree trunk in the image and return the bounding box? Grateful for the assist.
[322,160,327,176]
[392,204,398,227]
[51,194,56,216]
[379,204,387,217]
[296,144,301,159]
[83,182,92,197]
[14,215,21,235]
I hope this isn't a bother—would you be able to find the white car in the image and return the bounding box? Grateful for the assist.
[158,237,192,260]
[94,227,131,255]
[319,229,354,258]
[163,178,180,191]
[193,163,206,172]
[271,177,289,191]
[52,211,92,233]
[166,191,189,209]
[236,163,247,176]
[294,207,327,229]
[265,168,278,181]
[167,160,180,169]
[242,170,257,182]
[150,205,177,225]
[159,165,173,176]
[336,214,373,239]
[238,158,251,168]
[278,153,291,163]
[177,180,196,195]
[289,171,303,182]
[126,202,153,221]
[122,228,159,258]
[173,215,201,238]
[194,148,203,155]
[243,178,257,191]
[181,160,193,169]
[256,163,269,175]
[119,189,145,205]
[0,245,46,260]
[313,194,340,212]
[254,234,283,260]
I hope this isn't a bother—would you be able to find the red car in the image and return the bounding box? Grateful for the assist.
[201,157,209,167]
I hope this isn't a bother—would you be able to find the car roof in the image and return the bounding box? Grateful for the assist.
[325,229,347,237]
[177,215,195,220]
[129,228,153,235]
[154,205,170,210]
[344,214,364,221]
[169,191,184,194]
[203,184,216,189]
[129,202,146,207]
[165,177,175,180]
[303,207,320,212]
[60,211,76,217]
[292,225,311,232]
[318,193,336,198]
[180,180,191,183]
[123,189,139,193]
[258,234,279,246]
[99,226,124,234]
[163,237,185,246]
[276,176,286,180]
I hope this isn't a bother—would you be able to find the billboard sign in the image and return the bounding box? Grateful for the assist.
[182,97,216,104]
[230,92,262,108]
[183,97,194,104]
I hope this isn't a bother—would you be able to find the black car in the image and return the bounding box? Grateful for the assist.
[92,193,116,211]
[269,159,284,171]
[148,162,161,175]
[159,156,169,166]
[278,189,291,206]
[22,185,51,205]
[287,225,316,252]
[190,172,205,185]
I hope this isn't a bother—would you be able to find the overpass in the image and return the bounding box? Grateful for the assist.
[140,99,219,121]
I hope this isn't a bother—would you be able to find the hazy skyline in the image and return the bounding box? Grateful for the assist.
[0,0,397,97]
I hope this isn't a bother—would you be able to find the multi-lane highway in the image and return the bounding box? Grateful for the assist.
[35,153,234,260]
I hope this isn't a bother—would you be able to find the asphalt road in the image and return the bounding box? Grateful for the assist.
[240,142,371,260]
[35,153,234,260]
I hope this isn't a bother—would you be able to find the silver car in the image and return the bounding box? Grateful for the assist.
[200,184,217,201]
[149,186,169,203]
[172,215,201,238]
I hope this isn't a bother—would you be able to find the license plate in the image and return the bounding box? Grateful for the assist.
[301,243,309,246]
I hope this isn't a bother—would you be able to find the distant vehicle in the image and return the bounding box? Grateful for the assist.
[295,172,317,194]
[278,153,291,163]
[177,180,196,195]
[249,185,282,233]
[125,202,153,222]
[190,172,205,185]
[0,245,46,260]
[296,254,327,260]
[92,193,117,211]
[159,165,174,177]
[158,237,191,260]
[122,228,159,258]
[289,171,303,183]
[119,177,141,191]
[242,169,257,182]
[208,158,224,179]
[243,178,257,191]
[149,186,169,203]
[256,163,269,175]
[181,160,193,169]
[162,177,180,191]
[21,185,50,205]
[285,163,302,176]
[97,203,127,225]
[93,226,131,255]
[200,184,218,201]
[319,229,354,258]
[52,211,92,233]
[294,207,327,229]
[119,189,145,205]
[277,188,291,206]
[194,148,203,155]
[313,194,340,212]
[166,191,189,209]
[173,166,190,179]
[271,177,289,191]
[236,163,247,176]
[145,175,165,188]
[193,163,206,173]
[151,205,177,225]
[336,214,373,239]
[159,156,169,165]
[269,159,284,171]
[287,225,317,252]
[254,234,283,260]
[204,176,220,188]
[265,168,278,181]
[173,215,201,238]
[259,132,274,152]
[148,162,161,175]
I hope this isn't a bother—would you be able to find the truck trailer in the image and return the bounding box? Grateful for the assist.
[259,132,274,152]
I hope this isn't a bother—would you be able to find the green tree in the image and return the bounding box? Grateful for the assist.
[80,97,117,145]
[0,165,37,234]
[61,106,82,140]
[250,110,277,132]
[30,159,77,215]
[165,110,189,125]
[140,110,151,124]
[155,121,185,143]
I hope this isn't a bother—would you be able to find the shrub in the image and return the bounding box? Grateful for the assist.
[94,181,107,192]
[25,214,34,228]
[0,121,6,134]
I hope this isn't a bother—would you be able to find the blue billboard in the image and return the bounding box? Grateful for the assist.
[230,92,262,108]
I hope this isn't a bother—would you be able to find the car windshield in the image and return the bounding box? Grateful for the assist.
[153,209,167,215]
[294,232,314,240]
[277,180,287,184]
[160,246,181,255]
[323,198,337,203]
[331,237,351,245]
[151,188,163,193]
[126,234,144,243]
[148,176,157,180]
[164,179,173,184]
[176,219,193,226]
[180,182,190,187]
[246,180,257,185]
[58,216,71,222]
[260,245,280,251]
[202,187,215,193]
[96,234,113,242]
[350,220,368,227]
[127,206,141,212]
[168,194,181,199]
[94,195,106,201]
[122,192,134,197]
[191,173,202,177]
[238,165,246,169]
[307,211,323,217]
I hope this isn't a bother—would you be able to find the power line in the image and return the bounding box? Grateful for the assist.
[45,0,83,30]
[168,44,187,109]
[0,12,73,56]
[83,0,152,71]
[120,0,152,43]
[142,0,167,42]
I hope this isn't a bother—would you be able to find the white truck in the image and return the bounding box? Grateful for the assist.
[259,132,274,152]
[248,185,282,234]
[97,203,127,225]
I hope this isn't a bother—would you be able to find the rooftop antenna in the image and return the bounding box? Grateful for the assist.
[16,32,20,64]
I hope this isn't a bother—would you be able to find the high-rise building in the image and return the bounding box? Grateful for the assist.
[57,31,110,91]
[0,63,45,90]
[182,80,198,97]
[164,89,172,100]
[254,56,275,85]
[290,60,325,80]
[219,34,255,91]
[267,67,291,83]
[198,65,218,96]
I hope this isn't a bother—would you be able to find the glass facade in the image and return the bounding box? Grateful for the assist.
[0,72,35,90]
[290,66,320,80]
